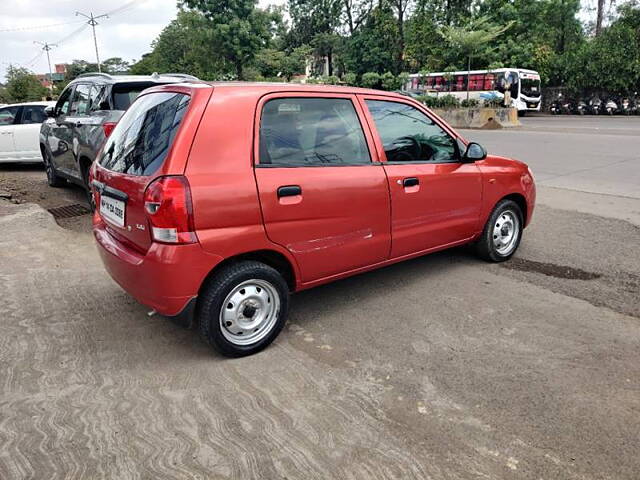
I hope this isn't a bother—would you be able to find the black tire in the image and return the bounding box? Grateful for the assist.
[198,261,289,357]
[82,164,96,212]
[43,149,65,188]
[475,199,524,262]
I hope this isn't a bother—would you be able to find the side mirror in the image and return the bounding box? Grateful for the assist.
[463,142,487,162]
[45,105,56,118]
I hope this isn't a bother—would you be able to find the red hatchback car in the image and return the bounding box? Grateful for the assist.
[91,82,535,356]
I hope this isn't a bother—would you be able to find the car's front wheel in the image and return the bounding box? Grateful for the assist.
[43,149,65,188]
[475,199,524,262]
[198,261,289,357]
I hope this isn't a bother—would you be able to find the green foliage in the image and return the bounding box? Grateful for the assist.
[343,5,399,76]
[181,0,281,80]
[460,98,480,108]
[4,66,47,102]
[417,94,460,109]
[343,72,358,86]
[361,72,381,88]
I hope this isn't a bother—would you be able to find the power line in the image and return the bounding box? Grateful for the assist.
[0,20,84,34]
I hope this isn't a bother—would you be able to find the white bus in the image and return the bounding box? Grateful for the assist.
[406,68,542,113]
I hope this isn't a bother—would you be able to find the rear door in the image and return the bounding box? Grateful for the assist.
[360,96,482,258]
[254,94,391,283]
[0,105,19,161]
[14,104,47,160]
[92,91,191,251]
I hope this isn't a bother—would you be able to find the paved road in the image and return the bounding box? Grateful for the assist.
[0,117,639,479]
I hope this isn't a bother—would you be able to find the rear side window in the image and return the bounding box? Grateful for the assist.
[99,92,190,176]
[259,97,371,166]
[20,105,47,124]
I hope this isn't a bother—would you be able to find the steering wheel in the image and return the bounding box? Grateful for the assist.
[390,136,422,162]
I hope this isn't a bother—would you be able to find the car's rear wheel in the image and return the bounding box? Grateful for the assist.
[198,261,289,357]
[475,199,523,262]
[43,150,65,188]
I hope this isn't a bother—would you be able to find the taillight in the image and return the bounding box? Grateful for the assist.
[144,176,196,244]
[102,122,117,138]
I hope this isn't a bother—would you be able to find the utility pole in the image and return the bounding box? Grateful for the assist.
[76,10,109,72]
[596,0,605,36]
[34,41,57,90]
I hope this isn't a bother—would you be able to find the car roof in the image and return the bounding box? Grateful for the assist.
[69,73,200,86]
[0,101,55,107]
[145,81,408,100]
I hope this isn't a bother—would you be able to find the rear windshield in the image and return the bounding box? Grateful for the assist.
[112,83,159,110]
[98,92,190,176]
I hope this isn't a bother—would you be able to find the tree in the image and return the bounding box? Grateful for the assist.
[182,0,281,80]
[102,57,130,74]
[130,10,225,79]
[441,16,513,100]
[4,66,47,102]
[344,4,398,75]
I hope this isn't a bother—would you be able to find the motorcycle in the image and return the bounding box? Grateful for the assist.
[603,98,618,115]
[560,99,574,114]
[550,94,563,115]
[588,96,602,115]
[573,99,587,115]
[620,97,631,115]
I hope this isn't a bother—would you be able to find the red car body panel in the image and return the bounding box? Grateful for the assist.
[92,82,536,319]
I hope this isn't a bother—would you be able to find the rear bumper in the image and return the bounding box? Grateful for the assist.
[93,217,222,317]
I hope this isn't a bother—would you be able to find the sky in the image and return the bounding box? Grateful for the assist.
[0,0,285,81]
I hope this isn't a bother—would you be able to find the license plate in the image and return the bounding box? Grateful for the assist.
[100,195,125,228]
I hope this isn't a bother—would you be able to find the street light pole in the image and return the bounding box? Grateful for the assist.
[75,11,109,72]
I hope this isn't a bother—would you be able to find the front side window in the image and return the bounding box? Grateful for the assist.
[259,97,371,166]
[365,100,458,163]
[0,106,20,126]
[71,84,91,115]
[99,92,190,176]
[20,105,47,124]
[56,86,74,116]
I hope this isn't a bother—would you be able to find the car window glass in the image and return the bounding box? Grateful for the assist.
[56,87,73,116]
[0,106,20,126]
[20,105,47,124]
[71,84,91,115]
[112,84,156,111]
[90,85,108,110]
[99,92,190,176]
[259,97,371,166]
[365,100,457,163]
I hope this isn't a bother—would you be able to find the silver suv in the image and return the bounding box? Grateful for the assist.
[39,72,199,208]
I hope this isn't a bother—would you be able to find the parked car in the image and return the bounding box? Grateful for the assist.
[0,101,55,163]
[91,83,536,357]
[39,72,199,208]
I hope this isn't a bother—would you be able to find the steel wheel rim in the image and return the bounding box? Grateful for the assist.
[219,279,280,346]
[492,209,520,256]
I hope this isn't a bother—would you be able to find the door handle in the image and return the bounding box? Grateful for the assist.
[277,185,302,198]
[403,177,419,187]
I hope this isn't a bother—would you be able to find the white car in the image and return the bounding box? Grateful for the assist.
[0,101,55,163]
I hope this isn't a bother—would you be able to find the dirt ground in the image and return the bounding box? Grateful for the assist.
[0,117,639,479]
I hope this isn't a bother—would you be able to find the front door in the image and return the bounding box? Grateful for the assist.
[360,96,482,259]
[47,85,76,175]
[254,94,391,283]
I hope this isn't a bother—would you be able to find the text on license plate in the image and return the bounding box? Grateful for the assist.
[100,195,125,227]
